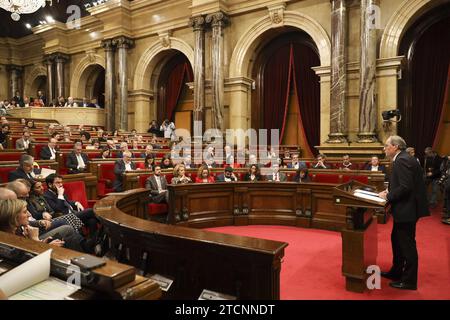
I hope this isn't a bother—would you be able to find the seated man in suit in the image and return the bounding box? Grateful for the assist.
[113,151,137,192]
[364,155,387,174]
[287,153,307,170]
[337,154,355,171]
[66,142,89,174]
[312,154,331,169]
[266,163,287,182]
[8,154,36,183]
[145,165,169,203]
[40,138,58,160]
[140,144,154,158]
[44,174,99,237]
[216,166,238,182]
[15,131,33,151]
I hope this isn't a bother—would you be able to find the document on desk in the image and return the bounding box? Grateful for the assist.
[0,249,78,300]
[353,191,386,204]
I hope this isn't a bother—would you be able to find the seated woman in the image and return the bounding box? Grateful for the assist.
[20,118,26,126]
[144,154,155,171]
[28,181,84,232]
[195,165,215,183]
[98,147,111,159]
[171,164,192,185]
[0,199,90,253]
[293,167,311,183]
[243,164,263,182]
[160,156,174,170]
[26,120,35,129]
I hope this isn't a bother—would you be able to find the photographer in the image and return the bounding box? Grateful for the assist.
[160,119,176,141]
[423,147,442,208]
[439,155,450,225]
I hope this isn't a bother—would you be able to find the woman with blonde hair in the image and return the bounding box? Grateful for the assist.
[0,199,88,252]
[171,164,192,185]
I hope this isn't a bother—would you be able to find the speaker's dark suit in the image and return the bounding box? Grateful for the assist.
[113,159,136,192]
[66,152,90,174]
[386,150,429,285]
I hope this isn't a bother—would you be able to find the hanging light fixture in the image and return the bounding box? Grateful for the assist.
[0,0,59,21]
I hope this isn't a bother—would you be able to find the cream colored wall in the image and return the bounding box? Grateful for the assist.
[0,0,446,146]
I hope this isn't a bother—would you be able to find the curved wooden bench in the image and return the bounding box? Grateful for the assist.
[94,189,287,300]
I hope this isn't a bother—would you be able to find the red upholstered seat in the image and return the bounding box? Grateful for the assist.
[164,173,174,184]
[0,152,24,161]
[97,163,116,197]
[0,166,15,183]
[136,162,145,169]
[148,203,168,216]
[63,180,92,208]
[312,173,341,184]
[138,174,152,188]
[34,144,45,159]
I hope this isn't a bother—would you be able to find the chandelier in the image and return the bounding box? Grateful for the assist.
[0,0,58,21]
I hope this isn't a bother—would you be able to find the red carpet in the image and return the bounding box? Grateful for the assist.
[206,208,450,300]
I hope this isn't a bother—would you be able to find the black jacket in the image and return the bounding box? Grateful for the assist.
[40,146,57,160]
[387,151,429,223]
[8,167,35,183]
[66,152,90,174]
[43,189,77,215]
[113,159,136,192]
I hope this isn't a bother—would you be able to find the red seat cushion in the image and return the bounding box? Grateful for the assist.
[138,174,152,188]
[313,173,341,184]
[0,166,15,183]
[148,203,168,216]
[63,180,88,208]
[343,175,369,184]
[0,152,24,161]
[136,162,145,169]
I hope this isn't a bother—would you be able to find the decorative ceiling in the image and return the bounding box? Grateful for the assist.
[0,0,91,39]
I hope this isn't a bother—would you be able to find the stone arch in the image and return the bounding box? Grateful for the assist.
[380,0,450,58]
[70,54,105,98]
[132,38,194,91]
[23,65,47,97]
[229,11,331,78]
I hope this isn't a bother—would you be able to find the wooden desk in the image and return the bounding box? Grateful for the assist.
[94,189,287,300]
[0,231,161,300]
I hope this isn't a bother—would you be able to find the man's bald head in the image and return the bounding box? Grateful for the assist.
[6,181,29,199]
[0,187,18,200]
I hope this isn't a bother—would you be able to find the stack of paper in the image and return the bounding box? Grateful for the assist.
[0,249,79,300]
[353,189,386,204]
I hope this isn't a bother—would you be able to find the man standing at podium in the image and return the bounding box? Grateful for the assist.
[378,135,429,290]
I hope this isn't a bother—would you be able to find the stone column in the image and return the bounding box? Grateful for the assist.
[189,15,206,140]
[44,56,54,104]
[54,53,69,99]
[327,0,348,143]
[206,12,229,133]
[102,39,116,131]
[357,0,379,143]
[7,65,24,99]
[113,36,134,131]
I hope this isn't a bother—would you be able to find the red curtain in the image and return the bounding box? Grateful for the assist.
[165,62,193,121]
[402,18,450,158]
[291,43,321,155]
[263,42,320,151]
[263,44,292,135]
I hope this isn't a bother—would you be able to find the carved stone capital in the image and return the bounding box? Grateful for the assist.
[52,53,70,63]
[112,36,135,49]
[205,11,229,29]
[267,3,286,26]
[101,39,116,51]
[158,30,173,48]
[189,15,206,31]
[6,64,24,73]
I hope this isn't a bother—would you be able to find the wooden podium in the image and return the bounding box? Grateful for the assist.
[333,181,386,293]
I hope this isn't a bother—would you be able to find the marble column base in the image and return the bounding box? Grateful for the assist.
[326,133,348,144]
[356,132,379,143]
